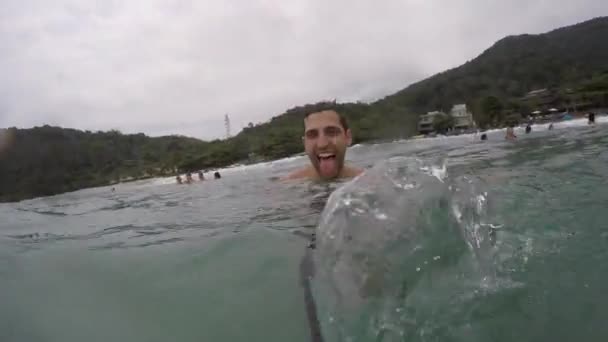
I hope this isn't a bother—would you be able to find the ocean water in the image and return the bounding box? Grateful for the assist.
[1,117,608,342]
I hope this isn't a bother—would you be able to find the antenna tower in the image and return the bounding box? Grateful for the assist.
[224,114,231,138]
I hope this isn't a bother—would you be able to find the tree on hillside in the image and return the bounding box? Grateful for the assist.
[480,96,504,127]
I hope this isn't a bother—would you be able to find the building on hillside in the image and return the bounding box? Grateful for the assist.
[417,111,445,134]
[449,104,475,130]
[519,88,596,116]
[520,88,555,111]
[523,88,550,99]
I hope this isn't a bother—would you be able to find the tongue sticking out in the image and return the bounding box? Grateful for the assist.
[319,156,338,177]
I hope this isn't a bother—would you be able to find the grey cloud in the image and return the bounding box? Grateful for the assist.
[0,0,606,139]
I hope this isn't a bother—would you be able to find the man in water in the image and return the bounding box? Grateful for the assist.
[198,170,205,181]
[284,102,363,181]
[185,172,193,183]
[176,175,183,184]
[214,171,221,179]
[589,112,596,124]
[525,124,532,134]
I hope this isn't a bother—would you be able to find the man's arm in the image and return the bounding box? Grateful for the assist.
[341,165,364,178]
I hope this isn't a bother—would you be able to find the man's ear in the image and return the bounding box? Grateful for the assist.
[345,129,353,146]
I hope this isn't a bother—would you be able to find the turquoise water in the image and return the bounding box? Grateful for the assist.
[1,118,608,341]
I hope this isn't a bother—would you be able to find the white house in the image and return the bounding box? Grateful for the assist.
[450,104,475,130]
[417,111,445,134]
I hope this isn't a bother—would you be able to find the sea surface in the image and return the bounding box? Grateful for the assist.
[1,117,608,342]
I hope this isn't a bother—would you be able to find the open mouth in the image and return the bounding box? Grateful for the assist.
[317,153,336,162]
[317,152,338,176]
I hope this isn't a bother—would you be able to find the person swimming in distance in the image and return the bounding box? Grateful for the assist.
[198,170,205,181]
[176,175,183,184]
[505,126,517,140]
[588,112,596,124]
[214,171,221,179]
[480,133,487,141]
[283,101,363,181]
[185,172,193,183]
[525,124,532,134]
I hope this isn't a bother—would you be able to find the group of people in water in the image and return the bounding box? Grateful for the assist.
[478,124,534,141]
[172,107,600,185]
[176,170,221,184]
[480,111,598,142]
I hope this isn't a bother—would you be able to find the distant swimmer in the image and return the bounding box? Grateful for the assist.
[214,171,221,179]
[283,102,364,181]
[525,124,532,134]
[176,175,183,184]
[480,133,487,141]
[548,123,554,130]
[185,172,193,183]
[588,112,596,124]
[198,170,205,181]
[505,126,517,140]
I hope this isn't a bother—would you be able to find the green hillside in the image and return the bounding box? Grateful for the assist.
[0,127,207,201]
[376,16,608,126]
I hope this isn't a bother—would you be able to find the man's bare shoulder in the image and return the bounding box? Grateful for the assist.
[280,166,318,181]
[342,166,364,178]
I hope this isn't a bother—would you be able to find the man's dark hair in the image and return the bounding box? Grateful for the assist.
[297,101,349,131]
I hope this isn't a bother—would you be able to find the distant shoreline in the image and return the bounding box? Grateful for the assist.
[5,114,604,204]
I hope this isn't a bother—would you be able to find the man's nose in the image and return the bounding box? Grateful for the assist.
[316,133,330,147]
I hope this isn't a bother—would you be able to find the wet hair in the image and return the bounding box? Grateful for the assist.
[298,101,349,131]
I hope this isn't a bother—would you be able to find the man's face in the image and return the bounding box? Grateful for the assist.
[303,110,352,179]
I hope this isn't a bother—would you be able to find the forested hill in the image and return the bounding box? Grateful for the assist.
[0,127,209,202]
[2,16,608,202]
[375,16,608,123]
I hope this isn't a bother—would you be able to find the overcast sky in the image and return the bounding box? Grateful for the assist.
[0,0,606,139]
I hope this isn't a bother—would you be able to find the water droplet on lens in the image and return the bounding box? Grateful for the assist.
[375,212,388,220]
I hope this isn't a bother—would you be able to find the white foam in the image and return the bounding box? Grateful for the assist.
[144,153,307,186]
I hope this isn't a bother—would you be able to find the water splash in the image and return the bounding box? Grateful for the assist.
[311,157,505,341]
